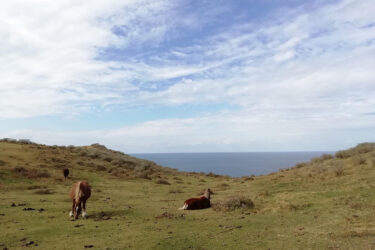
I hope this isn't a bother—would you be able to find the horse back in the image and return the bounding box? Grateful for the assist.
[70,181,91,202]
[80,181,91,200]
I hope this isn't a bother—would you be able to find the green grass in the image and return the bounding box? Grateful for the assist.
[2,141,375,249]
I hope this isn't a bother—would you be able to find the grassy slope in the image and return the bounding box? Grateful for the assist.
[1,141,375,249]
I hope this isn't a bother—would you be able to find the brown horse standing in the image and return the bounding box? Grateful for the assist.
[179,188,213,210]
[69,181,91,219]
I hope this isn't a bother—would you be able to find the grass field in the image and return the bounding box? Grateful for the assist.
[1,140,375,249]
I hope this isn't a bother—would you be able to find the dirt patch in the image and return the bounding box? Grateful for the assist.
[94,211,111,221]
[155,212,185,220]
[34,189,55,195]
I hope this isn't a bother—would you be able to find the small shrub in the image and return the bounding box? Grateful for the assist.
[13,166,27,173]
[87,162,96,168]
[27,169,51,179]
[91,143,107,150]
[334,165,344,177]
[136,171,151,180]
[96,165,107,171]
[216,183,230,188]
[242,176,254,181]
[295,163,307,169]
[79,151,88,157]
[156,179,170,185]
[0,160,6,166]
[257,190,270,197]
[87,152,101,159]
[335,150,351,159]
[278,201,297,212]
[206,172,221,178]
[352,156,366,165]
[321,154,334,160]
[311,154,333,163]
[103,156,113,162]
[213,196,254,211]
[355,143,375,154]
[111,169,126,177]
[313,164,329,175]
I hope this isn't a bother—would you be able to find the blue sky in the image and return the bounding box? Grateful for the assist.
[1,0,375,153]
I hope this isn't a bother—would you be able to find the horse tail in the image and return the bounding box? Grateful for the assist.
[178,203,188,210]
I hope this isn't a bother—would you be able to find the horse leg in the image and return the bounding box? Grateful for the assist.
[69,200,75,217]
[82,200,87,218]
[75,202,82,219]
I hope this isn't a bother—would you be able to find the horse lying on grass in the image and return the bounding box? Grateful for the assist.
[69,181,91,219]
[179,188,213,210]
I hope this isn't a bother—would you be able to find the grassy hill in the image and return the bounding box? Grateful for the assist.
[1,140,375,249]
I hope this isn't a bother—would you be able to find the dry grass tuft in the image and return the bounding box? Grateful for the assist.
[13,167,50,179]
[216,183,230,189]
[333,165,344,177]
[135,171,152,180]
[213,196,254,211]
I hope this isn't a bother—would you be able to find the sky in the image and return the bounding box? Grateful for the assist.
[1,0,375,153]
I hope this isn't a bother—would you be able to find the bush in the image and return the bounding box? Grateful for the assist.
[311,154,333,163]
[155,179,170,185]
[206,172,221,178]
[27,169,51,179]
[96,165,107,171]
[334,165,344,177]
[242,176,254,181]
[103,156,113,162]
[352,156,366,165]
[13,166,27,175]
[295,163,307,169]
[216,183,229,188]
[335,150,351,159]
[213,196,254,211]
[136,171,151,180]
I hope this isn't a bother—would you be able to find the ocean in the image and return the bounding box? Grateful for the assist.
[131,152,333,177]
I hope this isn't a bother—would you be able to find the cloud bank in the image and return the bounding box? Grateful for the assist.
[1,0,375,152]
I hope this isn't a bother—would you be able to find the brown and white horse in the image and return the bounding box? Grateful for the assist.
[69,181,91,219]
[178,188,213,210]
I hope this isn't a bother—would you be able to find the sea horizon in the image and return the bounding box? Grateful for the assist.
[131,151,334,177]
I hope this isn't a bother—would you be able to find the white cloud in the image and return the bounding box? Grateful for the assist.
[3,107,375,152]
[0,0,173,118]
[1,0,375,152]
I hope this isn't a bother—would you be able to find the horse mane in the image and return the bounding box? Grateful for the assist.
[75,181,83,203]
